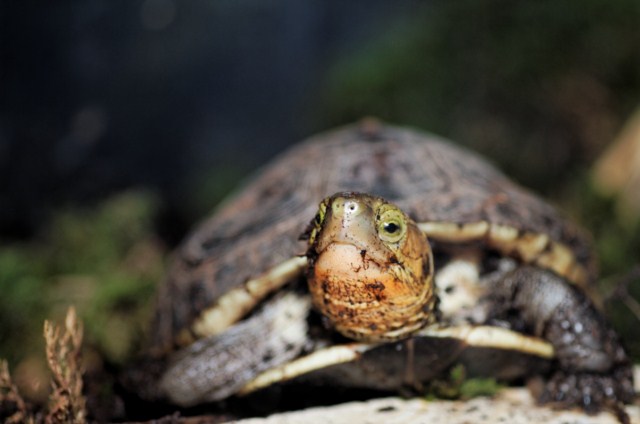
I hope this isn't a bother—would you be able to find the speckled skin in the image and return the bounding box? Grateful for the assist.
[487,266,634,414]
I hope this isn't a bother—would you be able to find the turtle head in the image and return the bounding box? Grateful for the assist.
[306,192,436,342]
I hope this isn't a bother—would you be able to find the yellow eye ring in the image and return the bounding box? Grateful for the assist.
[377,208,406,243]
[308,199,328,245]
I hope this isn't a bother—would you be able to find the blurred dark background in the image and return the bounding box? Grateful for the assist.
[2,0,638,239]
[0,1,422,240]
[0,0,639,416]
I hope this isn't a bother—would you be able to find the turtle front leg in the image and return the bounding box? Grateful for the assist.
[485,266,635,414]
[159,291,311,407]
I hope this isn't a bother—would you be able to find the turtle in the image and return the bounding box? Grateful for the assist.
[144,120,634,418]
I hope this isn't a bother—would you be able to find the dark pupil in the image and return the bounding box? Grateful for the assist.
[315,213,321,224]
[384,222,399,234]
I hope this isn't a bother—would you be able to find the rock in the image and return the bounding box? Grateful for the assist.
[232,367,640,424]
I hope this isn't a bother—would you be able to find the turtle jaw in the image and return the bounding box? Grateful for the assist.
[308,241,435,341]
[307,192,437,342]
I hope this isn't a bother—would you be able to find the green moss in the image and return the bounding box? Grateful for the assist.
[427,364,502,400]
[458,376,503,399]
[0,191,166,366]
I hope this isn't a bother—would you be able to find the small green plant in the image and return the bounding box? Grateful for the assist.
[427,364,502,400]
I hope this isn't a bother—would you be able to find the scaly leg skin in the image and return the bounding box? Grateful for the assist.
[159,291,311,407]
[486,266,634,420]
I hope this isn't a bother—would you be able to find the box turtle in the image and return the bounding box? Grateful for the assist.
[143,120,634,419]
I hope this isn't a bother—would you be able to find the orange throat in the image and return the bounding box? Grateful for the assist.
[308,242,434,342]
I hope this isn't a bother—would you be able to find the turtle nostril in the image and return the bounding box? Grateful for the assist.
[333,199,360,217]
[344,201,360,215]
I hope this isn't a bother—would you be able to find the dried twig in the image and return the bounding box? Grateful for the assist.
[44,307,86,424]
[0,359,35,424]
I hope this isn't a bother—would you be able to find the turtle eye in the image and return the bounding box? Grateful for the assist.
[383,222,400,234]
[377,208,406,243]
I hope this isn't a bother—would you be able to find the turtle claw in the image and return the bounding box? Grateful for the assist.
[538,365,635,422]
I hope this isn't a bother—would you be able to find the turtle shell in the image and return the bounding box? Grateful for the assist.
[151,121,595,351]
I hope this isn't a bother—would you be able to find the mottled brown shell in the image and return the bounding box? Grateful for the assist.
[151,121,595,350]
